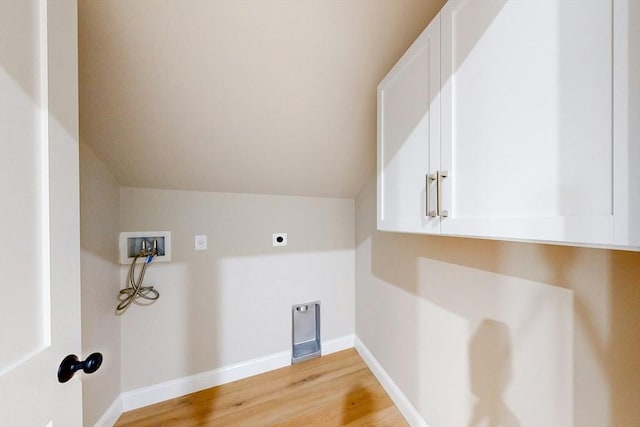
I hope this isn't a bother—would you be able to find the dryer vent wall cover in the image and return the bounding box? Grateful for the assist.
[291,301,321,364]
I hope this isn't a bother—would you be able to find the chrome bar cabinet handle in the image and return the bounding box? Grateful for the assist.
[437,170,448,218]
[426,174,437,217]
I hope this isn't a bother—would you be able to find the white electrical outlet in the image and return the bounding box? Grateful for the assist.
[195,235,207,250]
[273,233,287,247]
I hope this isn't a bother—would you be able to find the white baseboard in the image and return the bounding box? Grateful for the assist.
[354,336,427,427]
[322,334,354,355]
[120,350,290,412]
[93,395,123,427]
[119,334,354,414]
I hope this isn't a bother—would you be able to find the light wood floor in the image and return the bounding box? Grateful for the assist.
[115,348,407,426]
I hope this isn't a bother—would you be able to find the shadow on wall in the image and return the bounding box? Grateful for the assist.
[540,245,640,427]
[468,319,519,427]
[580,251,640,427]
[368,226,640,427]
[606,251,640,427]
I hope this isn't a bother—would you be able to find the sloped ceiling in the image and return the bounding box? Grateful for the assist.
[79,0,445,198]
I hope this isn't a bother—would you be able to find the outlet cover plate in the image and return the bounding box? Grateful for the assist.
[273,233,287,247]
[195,235,208,250]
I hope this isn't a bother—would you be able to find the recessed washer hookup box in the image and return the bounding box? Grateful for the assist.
[119,231,172,264]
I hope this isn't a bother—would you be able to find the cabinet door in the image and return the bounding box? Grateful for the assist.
[378,15,441,234]
[613,0,640,249]
[440,0,614,245]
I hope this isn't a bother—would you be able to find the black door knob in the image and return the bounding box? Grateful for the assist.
[57,352,103,383]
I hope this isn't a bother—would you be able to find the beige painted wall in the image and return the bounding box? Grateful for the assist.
[79,143,122,426]
[356,174,640,427]
[79,0,445,199]
[119,187,355,391]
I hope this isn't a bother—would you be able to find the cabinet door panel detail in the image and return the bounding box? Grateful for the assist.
[378,16,440,234]
[441,0,614,244]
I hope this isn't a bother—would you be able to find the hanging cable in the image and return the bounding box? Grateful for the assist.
[116,240,160,314]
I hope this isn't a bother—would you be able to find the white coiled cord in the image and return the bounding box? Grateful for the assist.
[116,252,160,313]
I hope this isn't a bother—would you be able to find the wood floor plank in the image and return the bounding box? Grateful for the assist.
[115,349,408,426]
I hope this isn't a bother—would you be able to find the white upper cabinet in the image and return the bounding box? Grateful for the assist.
[377,15,441,234]
[440,0,613,245]
[377,0,640,249]
[612,0,640,248]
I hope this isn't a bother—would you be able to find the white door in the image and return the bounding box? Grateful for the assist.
[0,1,83,426]
[440,0,614,245]
[377,14,441,234]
